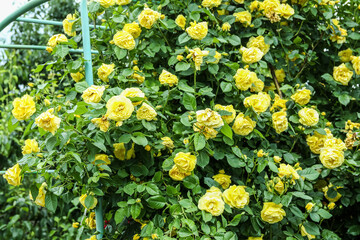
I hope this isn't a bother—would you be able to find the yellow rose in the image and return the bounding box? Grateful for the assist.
[44,99,51,106]
[33,182,47,207]
[260,202,286,224]
[99,0,115,8]
[92,154,111,170]
[161,137,174,149]
[138,7,161,29]
[186,48,209,70]
[300,225,315,240]
[338,48,353,62]
[207,51,222,64]
[201,0,222,8]
[234,0,245,3]
[85,235,97,240]
[249,1,260,12]
[85,212,96,229]
[123,22,142,38]
[186,21,208,40]
[198,192,225,216]
[244,92,271,113]
[131,72,145,84]
[278,163,299,180]
[12,94,36,121]
[233,11,252,27]
[213,170,231,189]
[106,95,134,121]
[351,56,360,75]
[328,202,336,210]
[193,123,219,139]
[175,15,186,30]
[275,69,286,82]
[250,78,265,92]
[319,148,344,169]
[174,152,197,172]
[3,163,21,186]
[113,143,135,160]
[22,139,40,155]
[291,0,308,5]
[222,185,249,209]
[247,36,270,54]
[240,47,264,64]
[35,108,61,135]
[159,70,178,87]
[260,0,280,15]
[274,179,285,194]
[323,185,342,202]
[136,103,157,121]
[72,222,80,228]
[70,72,84,82]
[79,193,98,210]
[270,94,287,111]
[196,108,224,128]
[248,236,263,240]
[306,129,333,154]
[47,34,68,48]
[63,14,76,37]
[221,22,231,31]
[232,112,256,136]
[115,0,131,5]
[91,115,110,132]
[272,110,288,134]
[97,63,115,82]
[275,4,294,19]
[330,19,347,44]
[177,55,184,61]
[233,68,258,91]
[298,108,319,127]
[273,156,282,163]
[257,149,266,157]
[169,165,191,181]
[214,104,236,124]
[120,87,145,106]
[113,30,136,50]
[81,85,105,103]
[324,138,346,151]
[291,88,311,105]
[305,202,314,211]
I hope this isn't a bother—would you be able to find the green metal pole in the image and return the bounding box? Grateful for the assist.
[0,0,50,31]
[80,0,103,238]
[81,0,94,87]
[0,44,99,54]
[16,17,106,29]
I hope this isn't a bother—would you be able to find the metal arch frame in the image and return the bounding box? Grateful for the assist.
[0,0,104,238]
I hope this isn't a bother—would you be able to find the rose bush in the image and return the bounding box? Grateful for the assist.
[3,0,360,239]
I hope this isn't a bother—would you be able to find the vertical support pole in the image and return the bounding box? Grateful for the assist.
[81,0,94,86]
[95,197,104,239]
[80,0,102,239]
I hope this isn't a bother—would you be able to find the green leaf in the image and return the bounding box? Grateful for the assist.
[131,204,141,219]
[321,73,334,82]
[45,193,58,213]
[115,208,126,224]
[93,141,107,152]
[268,161,279,173]
[8,117,19,133]
[176,62,191,72]
[348,32,360,40]
[178,32,191,44]
[182,92,196,111]
[147,195,166,209]
[54,45,69,58]
[298,168,320,181]
[310,212,320,222]
[317,209,332,219]
[221,122,233,139]
[33,64,45,73]
[75,81,89,93]
[208,64,219,74]
[85,195,95,209]
[338,94,351,106]
[183,175,198,189]
[303,222,320,235]
[131,135,148,146]
[228,213,244,226]
[114,47,127,60]
[46,136,57,151]
[88,1,100,12]
[227,154,246,168]
[228,35,241,46]
[194,133,206,151]
[292,191,312,200]
[197,151,210,168]
[220,81,232,93]
[178,81,195,93]
[146,183,160,195]
[119,134,132,143]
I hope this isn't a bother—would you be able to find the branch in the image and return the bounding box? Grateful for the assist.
[267,62,283,98]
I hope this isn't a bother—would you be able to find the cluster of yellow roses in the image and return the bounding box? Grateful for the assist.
[169,152,197,181]
[333,48,360,86]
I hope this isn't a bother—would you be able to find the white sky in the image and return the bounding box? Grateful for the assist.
[0,0,28,43]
